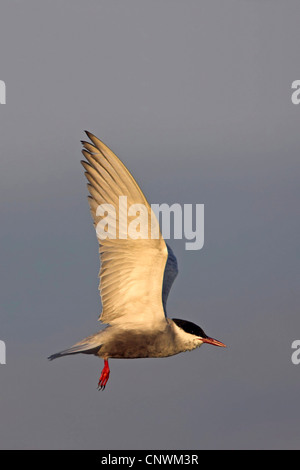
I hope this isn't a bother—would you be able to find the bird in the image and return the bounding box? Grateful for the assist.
[48,131,226,390]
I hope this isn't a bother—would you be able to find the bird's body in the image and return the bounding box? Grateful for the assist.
[50,319,209,361]
[49,132,226,389]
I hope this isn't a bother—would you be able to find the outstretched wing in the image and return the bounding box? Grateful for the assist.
[162,244,178,315]
[81,132,168,327]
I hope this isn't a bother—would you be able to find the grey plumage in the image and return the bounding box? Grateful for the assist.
[162,244,178,316]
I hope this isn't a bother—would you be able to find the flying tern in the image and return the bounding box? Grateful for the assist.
[48,132,226,389]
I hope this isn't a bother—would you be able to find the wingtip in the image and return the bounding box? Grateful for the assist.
[84,130,107,151]
[84,130,94,140]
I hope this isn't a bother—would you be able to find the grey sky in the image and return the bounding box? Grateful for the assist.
[0,0,299,449]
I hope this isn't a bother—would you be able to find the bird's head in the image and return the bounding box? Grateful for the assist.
[172,318,226,350]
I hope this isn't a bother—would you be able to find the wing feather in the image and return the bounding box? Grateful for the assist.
[162,244,179,315]
[81,132,169,327]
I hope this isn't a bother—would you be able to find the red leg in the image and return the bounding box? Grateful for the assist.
[98,359,110,390]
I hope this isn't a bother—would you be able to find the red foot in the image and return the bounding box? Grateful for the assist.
[98,359,110,390]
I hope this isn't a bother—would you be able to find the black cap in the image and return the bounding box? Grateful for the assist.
[172,318,208,338]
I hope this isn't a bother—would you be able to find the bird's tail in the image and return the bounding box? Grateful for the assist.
[48,335,102,361]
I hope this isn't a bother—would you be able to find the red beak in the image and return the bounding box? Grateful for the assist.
[201,337,226,348]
